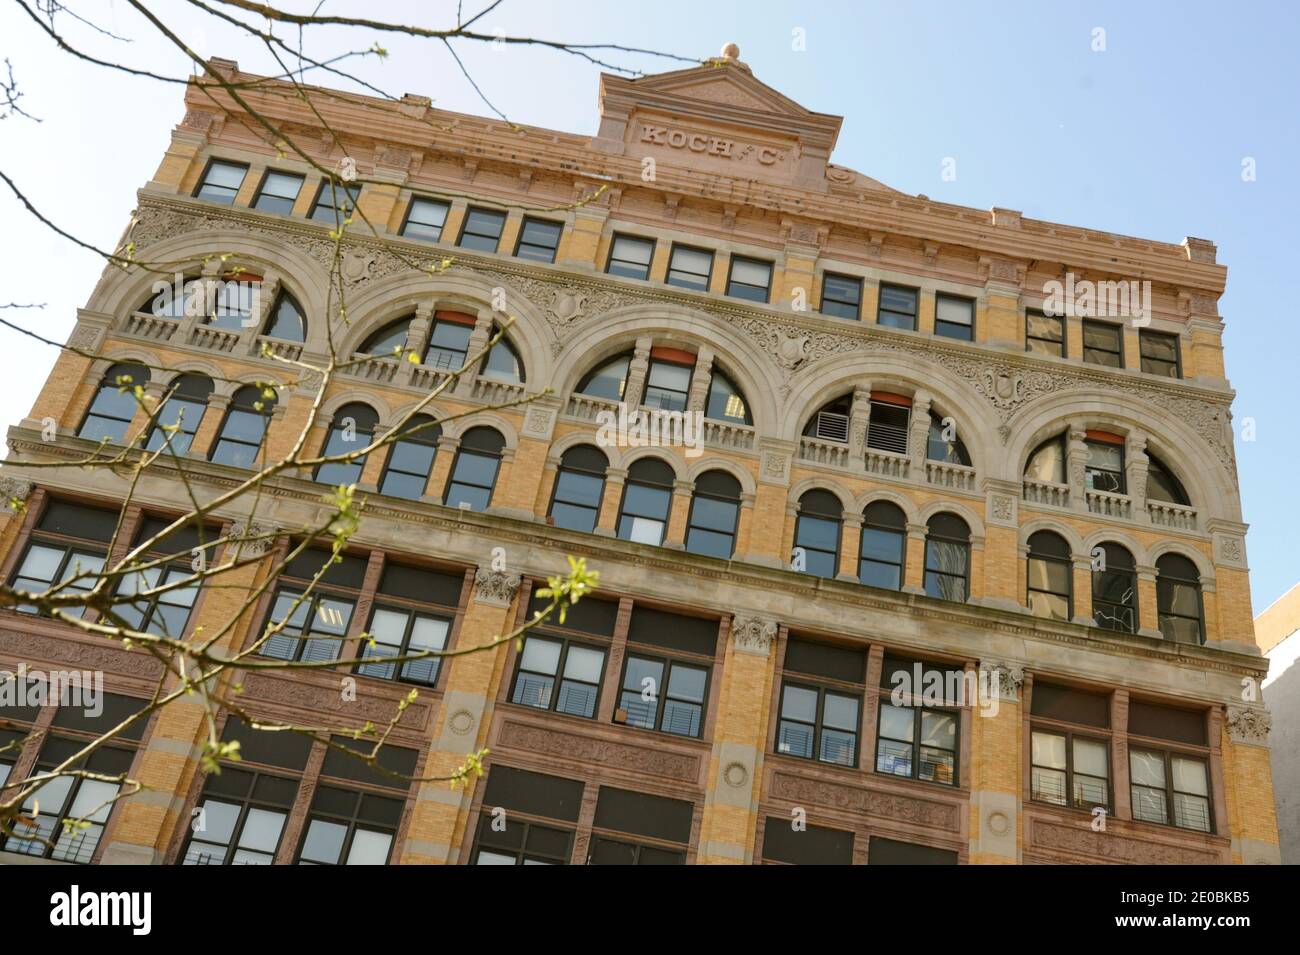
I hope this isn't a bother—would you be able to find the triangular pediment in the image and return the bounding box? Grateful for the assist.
[621,61,814,117]
[594,57,844,190]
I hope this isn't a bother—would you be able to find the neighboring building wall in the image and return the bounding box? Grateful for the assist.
[1258,583,1300,864]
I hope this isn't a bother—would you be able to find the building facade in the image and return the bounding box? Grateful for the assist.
[1255,584,1299,864]
[0,47,1279,865]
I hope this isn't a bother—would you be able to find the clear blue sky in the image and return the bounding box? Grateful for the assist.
[1,1,1296,613]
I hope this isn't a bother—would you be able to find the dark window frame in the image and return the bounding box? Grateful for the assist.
[725,255,773,303]
[293,785,402,865]
[193,158,249,204]
[877,282,919,331]
[775,678,862,768]
[508,632,609,720]
[934,292,975,341]
[616,649,711,739]
[858,503,906,591]
[209,386,275,469]
[179,763,299,865]
[1156,555,1206,645]
[513,216,564,263]
[378,418,440,500]
[471,811,573,865]
[923,515,970,603]
[820,272,863,320]
[1029,725,1112,813]
[456,206,507,253]
[1026,308,1066,357]
[399,195,452,243]
[605,233,656,280]
[665,243,714,291]
[1082,319,1124,368]
[683,482,740,559]
[1092,543,1139,634]
[251,169,306,215]
[354,599,452,688]
[308,178,361,225]
[1139,329,1183,379]
[1026,533,1073,622]
[875,696,960,787]
[1129,745,1213,833]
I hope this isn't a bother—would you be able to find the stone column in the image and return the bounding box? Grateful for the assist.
[594,468,626,537]
[903,522,928,595]
[847,385,872,459]
[243,271,281,352]
[663,480,693,549]
[908,389,933,476]
[1135,564,1162,638]
[837,511,861,582]
[621,337,653,410]
[686,347,714,415]
[1222,706,1280,864]
[969,660,1023,864]
[696,614,778,864]
[400,570,522,864]
[1067,427,1090,513]
[1127,430,1149,521]
[1071,555,1096,626]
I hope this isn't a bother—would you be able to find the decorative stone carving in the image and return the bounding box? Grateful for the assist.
[523,404,555,437]
[473,568,521,607]
[447,709,476,736]
[229,520,278,558]
[1031,819,1219,864]
[68,325,103,350]
[0,477,34,511]
[990,495,1015,523]
[1215,534,1245,567]
[341,249,376,286]
[731,614,777,656]
[770,771,961,830]
[1226,706,1271,746]
[126,202,1241,473]
[497,720,699,781]
[760,450,789,483]
[722,761,749,788]
[979,659,1024,702]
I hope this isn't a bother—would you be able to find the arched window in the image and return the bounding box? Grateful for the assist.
[78,363,150,444]
[1027,531,1072,621]
[1025,434,1067,484]
[360,316,414,358]
[481,331,525,383]
[548,445,608,533]
[204,274,260,331]
[685,470,741,558]
[859,501,906,590]
[1093,542,1137,633]
[795,490,842,579]
[315,403,379,486]
[146,374,213,455]
[924,513,970,602]
[444,427,505,511]
[144,277,201,319]
[1146,452,1190,506]
[927,412,970,465]
[617,458,675,545]
[262,291,306,342]
[1157,554,1204,645]
[706,368,751,425]
[210,385,276,468]
[379,415,441,499]
[578,352,631,402]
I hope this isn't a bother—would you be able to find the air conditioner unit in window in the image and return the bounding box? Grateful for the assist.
[813,411,850,443]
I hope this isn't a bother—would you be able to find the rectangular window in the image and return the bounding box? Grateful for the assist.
[1140,330,1182,378]
[259,549,366,663]
[866,397,911,455]
[9,501,118,619]
[615,608,715,738]
[763,818,854,864]
[1082,320,1124,367]
[643,358,694,412]
[1130,749,1211,832]
[1030,729,1110,811]
[1084,437,1126,494]
[876,657,960,786]
[355,563,461,686]
[514,217,563,263]
[776,639,865,767]
[472,766,582,865]
[309,179,361,224]
[820,272,862,319]
[181,718,311,866]
[114,516,208,638]
[510,635,606,719]
[606,234,655,280]
[666,244,713,291]
[1026,309,1066,357]
[400,197,451,242]
[877,283,918,330]
[726,256,773,303]
[252,170,304,215]
[457,207,507,252]
[935,293,974,341]
[1,737,133,863]
[194,159,247,204]
[296,786,403,865]
[589,787,692,865]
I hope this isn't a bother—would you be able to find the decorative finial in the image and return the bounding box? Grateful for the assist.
[720,42,740,60]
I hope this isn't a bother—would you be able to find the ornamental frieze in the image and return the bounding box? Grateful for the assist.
[496,720,701,782]
[124,200,1238,472]
[1030,819,1221,865]
[769,770,960,831]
